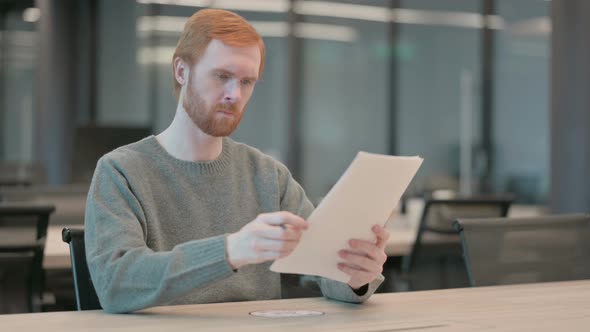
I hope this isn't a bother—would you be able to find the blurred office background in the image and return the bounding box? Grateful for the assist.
[3,0,588,209]
[2,0,566,204]
[1,0,590,313]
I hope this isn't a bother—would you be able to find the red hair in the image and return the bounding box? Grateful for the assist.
[172,9,265,99]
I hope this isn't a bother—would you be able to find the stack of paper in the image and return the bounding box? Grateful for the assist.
[270,152,423,283]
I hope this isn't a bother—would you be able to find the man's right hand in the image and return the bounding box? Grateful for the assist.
[226,211,309,270]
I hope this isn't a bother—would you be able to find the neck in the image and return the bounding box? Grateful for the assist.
[156,102,223,162]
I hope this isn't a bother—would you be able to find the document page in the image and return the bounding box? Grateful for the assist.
[270,152,423,283]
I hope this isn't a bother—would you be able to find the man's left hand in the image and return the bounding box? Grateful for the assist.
[338,224,390,290]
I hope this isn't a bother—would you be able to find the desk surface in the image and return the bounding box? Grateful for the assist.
[2,280,589,331]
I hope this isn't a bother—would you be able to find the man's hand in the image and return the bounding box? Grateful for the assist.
[338,224,390,290]
[226,212,309,269]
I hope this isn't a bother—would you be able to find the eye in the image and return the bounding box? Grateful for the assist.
[217,73,230,81]
[241,79,253,86]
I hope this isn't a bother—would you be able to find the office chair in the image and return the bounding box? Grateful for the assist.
[0,202,55,313]
[398,197,513,291]
[455,213,590,287]
[62,227,102,310]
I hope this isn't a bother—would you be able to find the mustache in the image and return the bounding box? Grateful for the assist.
[214,103,238,113]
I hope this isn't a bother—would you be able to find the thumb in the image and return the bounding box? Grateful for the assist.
[258,212,309,229]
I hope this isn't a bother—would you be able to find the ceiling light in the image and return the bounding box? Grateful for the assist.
[23,8,41,23]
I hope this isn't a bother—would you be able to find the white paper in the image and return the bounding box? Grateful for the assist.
[270,152,423,283]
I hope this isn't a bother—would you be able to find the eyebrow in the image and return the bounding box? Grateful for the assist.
[211,68,258,81]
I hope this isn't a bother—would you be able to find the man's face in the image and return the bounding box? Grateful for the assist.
[183,39,261,137]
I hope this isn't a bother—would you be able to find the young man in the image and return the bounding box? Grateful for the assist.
[85,9,389,313]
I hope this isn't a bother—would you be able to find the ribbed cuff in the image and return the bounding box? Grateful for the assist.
[179,234,236,284]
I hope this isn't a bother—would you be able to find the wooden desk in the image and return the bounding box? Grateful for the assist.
[44,225,72,270]
[1,280,589,331]
[0,203,62,271]
[0,225,70,271]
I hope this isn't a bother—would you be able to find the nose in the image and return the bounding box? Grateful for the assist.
[223,80,241,103]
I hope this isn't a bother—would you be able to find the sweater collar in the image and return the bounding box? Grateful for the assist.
[147,135,232,175]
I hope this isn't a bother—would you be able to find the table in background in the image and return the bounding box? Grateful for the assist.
[1,280,589,331]
[44,225,73,270]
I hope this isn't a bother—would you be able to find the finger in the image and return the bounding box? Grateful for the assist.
[252,238,286,252]
[280,227,304,241]
[338,263,376,281]
[278,245,299,258]
[372,224,390,249]
[258,212,309,229]
[256,224,304,241]
[257,250,282,263]
[338,250,382,274]
[253,238,300,253]
[278,240,300,254]
[348,239,387,261]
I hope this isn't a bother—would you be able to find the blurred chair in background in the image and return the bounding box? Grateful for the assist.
[505,174,541,204]
[455,213,590,287]
[0,203,55,313]
[397,196,513,291]
[70,125,151,184]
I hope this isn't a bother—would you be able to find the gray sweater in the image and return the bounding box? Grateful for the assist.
[85,136,383,313]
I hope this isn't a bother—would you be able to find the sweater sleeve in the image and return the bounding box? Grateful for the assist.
[85,157,235,313]
[317,275,384,303]
[276,163,383,303]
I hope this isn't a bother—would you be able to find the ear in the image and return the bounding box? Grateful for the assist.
[173,57,188,85]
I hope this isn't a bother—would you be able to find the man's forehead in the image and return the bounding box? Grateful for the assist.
[199,39,261,74]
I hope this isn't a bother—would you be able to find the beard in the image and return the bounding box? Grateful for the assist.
[183,81,244,137]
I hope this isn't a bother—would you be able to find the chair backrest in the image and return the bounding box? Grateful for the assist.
[402,197,513,273]
[62,227,102,310]
[0,202,55,313]
[455,213,590,287]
